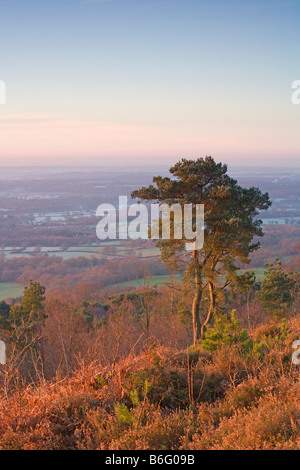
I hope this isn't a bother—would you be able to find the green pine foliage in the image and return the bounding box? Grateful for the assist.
[200,310,253,354]
[257,259,296,319]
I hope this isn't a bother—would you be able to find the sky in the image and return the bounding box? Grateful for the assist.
[0,0,299,167]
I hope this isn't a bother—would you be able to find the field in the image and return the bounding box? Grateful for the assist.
[109,273,182,290]
[0,283,24,301]
[0,244,160,261]
[107,267,266,291]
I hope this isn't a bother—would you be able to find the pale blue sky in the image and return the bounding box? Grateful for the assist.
[0,0,299,166]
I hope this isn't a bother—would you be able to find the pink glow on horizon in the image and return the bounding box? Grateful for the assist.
[0,113,299,166]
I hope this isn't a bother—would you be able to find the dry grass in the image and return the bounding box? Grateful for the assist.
[0,320,299,450]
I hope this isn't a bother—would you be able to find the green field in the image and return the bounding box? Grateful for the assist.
[0,283,24,301]
[107,267,266,292]
[107,274,182,290]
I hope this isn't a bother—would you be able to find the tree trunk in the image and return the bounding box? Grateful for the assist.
[192,250,202,345]
[201,281,215,339]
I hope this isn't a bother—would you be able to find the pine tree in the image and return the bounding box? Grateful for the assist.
[257,259,296,319]
[132,157,271,344]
